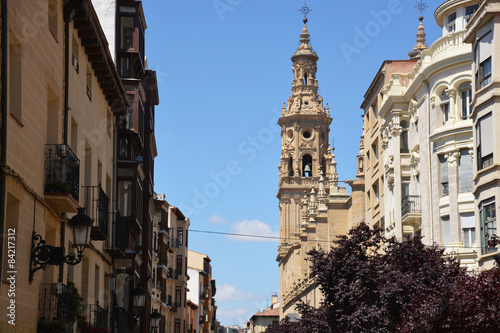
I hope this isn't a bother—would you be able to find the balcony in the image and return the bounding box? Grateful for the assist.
[38,283,76,332]
[84,302,109,331]
[83,185,109,241]
[44,144,80,213]
[166,267,178,280]
[401,195,421,233]
[105,211,128,258]
[114,307,130,333]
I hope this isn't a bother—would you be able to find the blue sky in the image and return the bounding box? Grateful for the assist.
[143,0,445,327]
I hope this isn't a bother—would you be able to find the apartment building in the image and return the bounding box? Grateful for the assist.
[360,0,499,269]
[187,250,217,333]
[0,0,127,332]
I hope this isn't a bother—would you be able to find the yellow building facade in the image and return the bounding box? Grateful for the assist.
[0,0,127,332]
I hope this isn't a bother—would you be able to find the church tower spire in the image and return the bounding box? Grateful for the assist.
[408,16,428,59]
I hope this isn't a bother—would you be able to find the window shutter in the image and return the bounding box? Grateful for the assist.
[480,113,493,156]
[479,31,493,63]
[439,155,448,183]
[459,150,473,192]
[461,213,475,229]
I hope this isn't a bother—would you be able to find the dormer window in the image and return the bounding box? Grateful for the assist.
[447,12,456,32]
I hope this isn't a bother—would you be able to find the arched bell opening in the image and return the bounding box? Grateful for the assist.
[302,154,312,177]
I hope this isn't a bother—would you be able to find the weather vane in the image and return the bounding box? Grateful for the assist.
[299,0,312,18]
[415,1,428,16]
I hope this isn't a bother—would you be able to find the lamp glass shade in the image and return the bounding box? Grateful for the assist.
[151,309,161,328]
[70,208,93,248]
[133,285,146,308]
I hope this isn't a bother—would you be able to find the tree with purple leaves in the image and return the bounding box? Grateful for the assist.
[266,222,500,333]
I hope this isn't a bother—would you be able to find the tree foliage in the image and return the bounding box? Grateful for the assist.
[266,222,500,333]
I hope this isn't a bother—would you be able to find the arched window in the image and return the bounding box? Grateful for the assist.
[400,120,409,153]
[304,73,308,85]
[440,90,450,124]
[459,82,472,120]
[302,154,312,177]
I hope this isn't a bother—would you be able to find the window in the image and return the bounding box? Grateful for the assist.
[120,15,135,49]
[86,66,92,101]
[72,34,79,73]
[439,155,449,196]
[447,12,456,32]
[175,319,181,333]
[465,5,479,24]
[475,31,492,90]
[373,183,379,205]
[178,228,183,245]
[176,255,182,275]
[440,91,450,124]
[480,198,496,253]
[175,286,182,307]
[461,213,475,248]
[117,180,133,216]
[459,150,473,192]
[476,113,493,170]
[400,120,409,153]
[459,83,472,119]
[372,142,379,161]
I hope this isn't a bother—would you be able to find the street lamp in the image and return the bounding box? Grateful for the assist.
[29,208,92,283]
[151,309,161,332]
[133,284,147,309]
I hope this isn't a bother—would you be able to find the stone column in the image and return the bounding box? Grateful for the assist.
[445,150,461,246]
[446,89,457,121]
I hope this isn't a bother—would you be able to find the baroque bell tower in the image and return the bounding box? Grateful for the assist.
[277,17,333,236]
[277,15,338,318]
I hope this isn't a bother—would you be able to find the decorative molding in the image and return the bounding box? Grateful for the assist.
[445,150,460,167]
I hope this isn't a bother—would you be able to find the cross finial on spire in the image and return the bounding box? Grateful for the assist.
[299,1,312,18]
[415,1,428,16]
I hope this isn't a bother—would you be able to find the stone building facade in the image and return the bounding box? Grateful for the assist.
[0,0,127,332]
[360,0,499,270]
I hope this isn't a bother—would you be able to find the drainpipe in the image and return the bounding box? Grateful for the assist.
[0,0,8,277]
[59,1,75,282]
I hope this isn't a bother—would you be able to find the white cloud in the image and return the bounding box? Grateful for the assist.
[216,284,261,302]
[216,307,249,322]
[207,214,228,225]
[227,219,279,242]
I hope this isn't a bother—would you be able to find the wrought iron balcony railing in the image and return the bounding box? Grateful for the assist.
[45,144,80,202]
[83,185,109,240]
[38,283,76,331]
[401,195,421,217]
[85,302,109,331]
